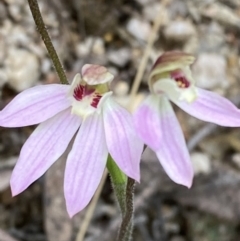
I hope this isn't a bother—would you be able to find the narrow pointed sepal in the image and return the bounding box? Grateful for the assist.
[64,112,108,217]
[155,96,193,187]
[103,97,143,182]
[174,87,240,127]
[10,108,81,196]
[133,95,163,151]
[0,84,71,127]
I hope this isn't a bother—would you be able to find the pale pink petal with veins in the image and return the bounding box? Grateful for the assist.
[103,97,143,182]
[154,96,193,188]
[0,84,70,127]
[174,87,240,127]
[11,108,81,196]
[133,95,163,151]
[64,112,108,217]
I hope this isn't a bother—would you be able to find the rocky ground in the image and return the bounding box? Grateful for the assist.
[1,0,240,240]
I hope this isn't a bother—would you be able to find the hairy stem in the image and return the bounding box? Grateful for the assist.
[28,0,68,85]
[107,156,127,215]
[117,177,135,241]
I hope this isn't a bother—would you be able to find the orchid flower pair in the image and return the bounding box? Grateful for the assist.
[134,52,240,187]
[1,52,240,217]
[0,64,143,217]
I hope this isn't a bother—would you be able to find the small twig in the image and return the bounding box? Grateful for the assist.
[129,0,170,110]
[187,123,217,151]
[76,169,108,241]
[27,0,68,85]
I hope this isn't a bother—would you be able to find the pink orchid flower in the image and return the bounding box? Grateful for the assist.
[134,51,240,188]
[0,64,143,217]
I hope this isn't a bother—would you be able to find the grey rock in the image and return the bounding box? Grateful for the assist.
[193,53,228,89]
[163,20,196,42]
[191,152,211,175]
[6,48,40,91]
[201,3,240,28]
[108,48,131,67]
[126,18,151,41]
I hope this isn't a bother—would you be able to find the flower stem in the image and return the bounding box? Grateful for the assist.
[107,155,127,215]
[27,0,69,85]
[117,177,135,241]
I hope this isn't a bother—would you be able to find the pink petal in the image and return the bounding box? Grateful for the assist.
[174,87,240,127]
[155,96,193,187]
[0,84,70,127]
[133,95,162,151]
[103,98,143,182]
[64,112,108,217]
[10,108,81,196]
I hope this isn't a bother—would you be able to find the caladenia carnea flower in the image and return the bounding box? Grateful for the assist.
[134,51,240,188]
[0,64,143,217]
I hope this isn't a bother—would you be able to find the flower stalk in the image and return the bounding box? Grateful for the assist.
[117,177,135,241]
[107,156,135,241]
[107,155,127,215]
[28,0,68,85]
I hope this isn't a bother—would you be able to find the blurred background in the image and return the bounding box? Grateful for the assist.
[1,0,240,240]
